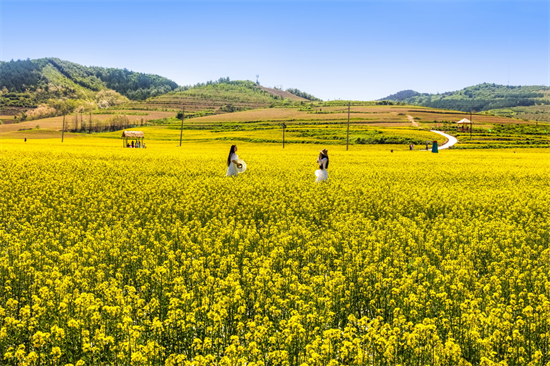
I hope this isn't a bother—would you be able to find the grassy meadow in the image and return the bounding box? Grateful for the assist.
[1,137,549,365]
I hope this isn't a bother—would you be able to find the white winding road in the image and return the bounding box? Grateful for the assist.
[429,130,458,150]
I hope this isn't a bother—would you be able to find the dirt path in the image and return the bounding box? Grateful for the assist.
[407,115,420,127]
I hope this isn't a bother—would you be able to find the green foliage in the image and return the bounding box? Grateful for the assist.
[0,91,37,108]
[219,104,246,113]
[0,58,44,92]
[285,88,322,101]
[382,83,550,118]
[154,80,291,112]
[48,98,80,114]
[353,130,426,145]
[380,89,420,101]
[0,58,179,105]
[164,79,319,112]
[487,105,550,122]
[50,58,178,100]
[174,77,250,91]
[491,123,549,135]
[451,121,550,149]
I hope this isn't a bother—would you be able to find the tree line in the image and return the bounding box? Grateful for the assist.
[174,78,322,102]
[65,114,140,133]
[421,98,549,113]
[285,88,322,101]
[382,83,550,113]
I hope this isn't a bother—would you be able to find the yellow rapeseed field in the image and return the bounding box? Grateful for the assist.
[1,139,549,365]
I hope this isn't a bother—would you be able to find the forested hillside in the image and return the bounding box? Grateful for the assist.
[0,58,178,107]
[381,83,550,121]
[49,58,178,100]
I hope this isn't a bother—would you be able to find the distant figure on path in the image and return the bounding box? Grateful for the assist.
[226,145,242,177]
[315,149,329,183]
[24,138,27,142]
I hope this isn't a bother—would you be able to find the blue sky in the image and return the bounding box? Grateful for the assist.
[1,0,548,100]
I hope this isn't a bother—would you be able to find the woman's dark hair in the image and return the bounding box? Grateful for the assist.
[319,152,329,170]
[227,145,237,167]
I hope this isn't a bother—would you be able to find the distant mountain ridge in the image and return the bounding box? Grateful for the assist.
[380,83,550,121]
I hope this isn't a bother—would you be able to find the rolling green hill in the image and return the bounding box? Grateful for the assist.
[114,79,318,118]
[0,58,179,109]
[381,83,550,121]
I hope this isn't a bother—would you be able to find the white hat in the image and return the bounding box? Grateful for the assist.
[235,159,247,173]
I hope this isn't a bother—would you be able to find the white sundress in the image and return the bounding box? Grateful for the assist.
[226,152,239,177]
[315,157,328,183]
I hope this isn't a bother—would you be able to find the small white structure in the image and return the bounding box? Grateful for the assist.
[457,118,472,132]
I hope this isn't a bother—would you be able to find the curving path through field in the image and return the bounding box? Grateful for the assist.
[430,130,458,150]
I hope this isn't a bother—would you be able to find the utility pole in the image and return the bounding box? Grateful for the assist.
[470,110,473,140]
[61,114,66,142]
[346,101,351,150]
[179,105,184,147]
[282,123,286,148]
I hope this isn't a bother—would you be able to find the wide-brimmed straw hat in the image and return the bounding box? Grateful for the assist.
[319,148,328,156]
[235,159,247,173]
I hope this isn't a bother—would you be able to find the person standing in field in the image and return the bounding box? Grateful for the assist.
[315,149,329,183]
[226,145,242,177]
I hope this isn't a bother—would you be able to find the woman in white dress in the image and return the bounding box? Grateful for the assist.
[315,148,329,183]
[226,145,242,177]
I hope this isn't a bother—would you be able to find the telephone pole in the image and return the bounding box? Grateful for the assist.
[179,105,184,147]
[346,101,351,150]
[470,110,473,140]
[61,114,66,142]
